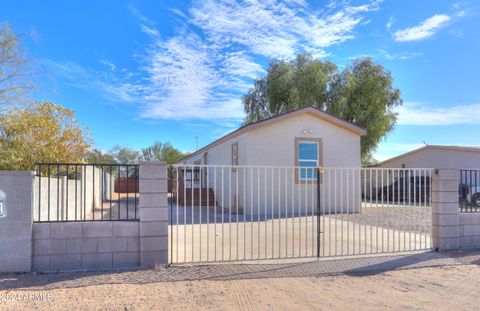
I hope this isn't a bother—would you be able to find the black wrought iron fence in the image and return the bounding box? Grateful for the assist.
[459,169,480,212]
[34,163,139,222]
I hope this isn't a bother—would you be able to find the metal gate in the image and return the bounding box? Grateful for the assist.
[169,165,432,264]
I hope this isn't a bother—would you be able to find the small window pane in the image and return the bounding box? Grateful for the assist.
[299,161,316,168]
[299,161,318,180]
[298,142,318,161]
[231,142,239,170]
[298,141,319,181]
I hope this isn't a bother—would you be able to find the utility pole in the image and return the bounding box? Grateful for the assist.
[195,136,198,151]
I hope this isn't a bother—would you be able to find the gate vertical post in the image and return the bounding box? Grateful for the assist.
[431,169,460,251]
[316,167,321,258]
[139,161,169,268]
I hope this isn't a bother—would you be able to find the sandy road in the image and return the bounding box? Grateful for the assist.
[2,251,480,311]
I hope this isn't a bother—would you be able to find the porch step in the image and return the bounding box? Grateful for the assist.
[178,188,216,206]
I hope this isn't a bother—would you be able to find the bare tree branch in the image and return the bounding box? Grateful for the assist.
[0,22,36,110]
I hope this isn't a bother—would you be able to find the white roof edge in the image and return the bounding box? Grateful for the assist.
[374,144,480,166]
[178,106,367,163]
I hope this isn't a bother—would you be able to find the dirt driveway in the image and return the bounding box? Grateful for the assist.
[2,251,480,310]
[169,202,431,263]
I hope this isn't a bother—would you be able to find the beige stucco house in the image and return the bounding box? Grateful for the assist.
[373,145,480,169]
[175,106,366,216]
[181,106,366,168]
[370,145,480,203]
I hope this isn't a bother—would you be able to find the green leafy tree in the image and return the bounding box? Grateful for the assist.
[142,141,188,184]
[110,145,140,164]
[0,102,92,170]
[0,22,34,109]
[85,148,116,164]
[326,58,401,163]
[141,141,186,164]
[243,54,402,163]
[244,54,336,123]
[361,153,379,167]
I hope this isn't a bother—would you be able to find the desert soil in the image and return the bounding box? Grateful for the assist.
[2,251,480,311]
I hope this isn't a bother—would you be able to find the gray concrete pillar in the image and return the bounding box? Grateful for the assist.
[432,169,460,251]
[139,161,169,268]
[0,171,34,272]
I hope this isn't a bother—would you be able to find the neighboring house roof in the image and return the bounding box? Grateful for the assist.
[373,145,480,167]
[179,106,367,163]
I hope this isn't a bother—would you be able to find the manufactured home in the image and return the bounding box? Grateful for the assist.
[173,106,367,217]
[371,145,480,202]
[373,145,480,169]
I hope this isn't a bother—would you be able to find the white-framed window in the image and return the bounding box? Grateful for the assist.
[297,140,319,181]
[203,152,208,165]
[193,160,201,184]
[231,142,239,171]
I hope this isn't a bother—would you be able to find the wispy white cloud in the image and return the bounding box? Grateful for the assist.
[394,14,451,42]
[168,8,187,18]
[397,102,480,125]
[189,0,380,58]
[377,49,422,60]
[386,16,395,30]
[41,59,140,104]
[210,122,241,140]
[98,58,116,71]
[348,49,421,61]
[140,31,245,120]
[221,51,265,80]
[452,2,468,17]
[44,1,383,122]
[140,25,159,37]
[347,53,372,60]
[136,0,381,121]
[129,5,156,27]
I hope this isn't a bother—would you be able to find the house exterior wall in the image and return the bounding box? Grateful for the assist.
[244,113,360,167]
[182,113,361,167]
[180,113,362,216]
[377,149,480,169]
[183,132,249,166]
[241,113,360,215]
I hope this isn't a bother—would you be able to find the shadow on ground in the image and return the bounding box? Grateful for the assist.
[1,250,479,291]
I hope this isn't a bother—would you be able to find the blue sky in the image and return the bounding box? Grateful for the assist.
[1,0,479,161]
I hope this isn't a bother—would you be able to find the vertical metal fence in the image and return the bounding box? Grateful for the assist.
[168,165,432,265]
[34,163,139,222]
[459,169,480,212]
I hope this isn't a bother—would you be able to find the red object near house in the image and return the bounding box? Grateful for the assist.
[114,178,139,193]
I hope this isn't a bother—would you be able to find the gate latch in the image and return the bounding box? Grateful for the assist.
[0,191,6,219]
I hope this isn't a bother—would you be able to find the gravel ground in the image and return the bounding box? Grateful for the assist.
[329,204,432,233]
[1,250,480,310]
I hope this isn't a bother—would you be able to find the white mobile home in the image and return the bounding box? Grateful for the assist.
[373,145,480,169]
[371,145,480,196]
[176,106,367,216]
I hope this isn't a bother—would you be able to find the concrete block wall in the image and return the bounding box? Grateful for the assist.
[459,213,480,248]
[0,163,168,273]
[431,169,480,251]
[139,161,169,268]
[0,171,34,272]
[431,169,460,251]
[32,221,140,272]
